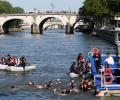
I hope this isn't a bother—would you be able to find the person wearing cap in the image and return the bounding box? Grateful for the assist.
[105,52,114,65]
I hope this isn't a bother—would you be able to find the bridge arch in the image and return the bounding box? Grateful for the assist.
[72,18,84,29]
[44,24,64,30]
[2,18,23,33]
[38,16,65,34]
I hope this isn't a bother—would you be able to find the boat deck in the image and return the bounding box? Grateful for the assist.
[89,55,120,91]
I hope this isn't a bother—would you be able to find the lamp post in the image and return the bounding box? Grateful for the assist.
[51,3,55,13]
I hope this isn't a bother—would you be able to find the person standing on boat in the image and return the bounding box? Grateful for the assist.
[105,52,114,66]
[92,51,101,73]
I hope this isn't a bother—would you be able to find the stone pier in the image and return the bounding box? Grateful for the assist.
[0,25,4,34]
[65,23,74,34]
[31,23,40,34]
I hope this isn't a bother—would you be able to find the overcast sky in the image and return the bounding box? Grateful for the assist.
[7,0,84,12]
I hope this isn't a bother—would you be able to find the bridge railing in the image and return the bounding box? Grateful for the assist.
[0,12,79,16]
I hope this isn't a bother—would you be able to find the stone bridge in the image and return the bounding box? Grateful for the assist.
[0,12,82,34]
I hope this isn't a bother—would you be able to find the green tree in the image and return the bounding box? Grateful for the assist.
[106,0,120,15]
[81,0,108,17]
[80,0,120,17]
[0,1,13,14]
[12,7,24,14]
[0,1,24,14]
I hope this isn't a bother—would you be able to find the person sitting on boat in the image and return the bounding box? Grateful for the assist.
[20,56,27,69]
[83,60,92,74]
[70,61,80,75]
[5,54,11,66]
[16,57,20,66]
[105,63,111,74]
[10,56,17,66]
[105,52,114,65]
[77,53,84,67]
[92,51,101,73]
[85,60,92,69]
[0,57,5,64]
[70,62,76,73]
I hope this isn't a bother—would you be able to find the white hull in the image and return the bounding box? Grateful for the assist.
[0,64,36,72]
[69,73,79,78]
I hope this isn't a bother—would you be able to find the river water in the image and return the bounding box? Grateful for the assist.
[0,29,118,100]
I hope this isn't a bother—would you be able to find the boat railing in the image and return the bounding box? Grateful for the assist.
[94,67,120,88]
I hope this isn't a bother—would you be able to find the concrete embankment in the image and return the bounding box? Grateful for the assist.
[95,29,118,45]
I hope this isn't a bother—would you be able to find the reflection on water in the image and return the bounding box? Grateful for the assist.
[0,29,118,100]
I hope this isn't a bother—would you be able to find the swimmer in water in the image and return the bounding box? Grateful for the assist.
[94,88,111,96]
[27,81,53,89]
[70,79,79,93]
[54,88,71,96]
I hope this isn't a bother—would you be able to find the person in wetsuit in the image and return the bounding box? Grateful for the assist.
[60,88,71,96]
[27,81,53,90]
[70,79,79,93]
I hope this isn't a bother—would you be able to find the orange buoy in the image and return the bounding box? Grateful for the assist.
[102,73,113,85]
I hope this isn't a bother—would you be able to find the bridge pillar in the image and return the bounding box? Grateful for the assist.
[31,23,40,34]
[0,25,4,34]
[65,23,74,34]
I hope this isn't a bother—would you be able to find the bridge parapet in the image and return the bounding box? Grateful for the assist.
[0,13,80,34]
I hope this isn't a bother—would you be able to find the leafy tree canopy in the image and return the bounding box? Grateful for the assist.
[0,1,24,14]
[79,0,120,18]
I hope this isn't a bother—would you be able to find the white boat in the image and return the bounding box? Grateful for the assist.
[69,72,79,78]
[0,64,8,70]
[0,64,36,72]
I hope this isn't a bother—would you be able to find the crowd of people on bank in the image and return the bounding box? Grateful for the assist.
[0,55,27,67]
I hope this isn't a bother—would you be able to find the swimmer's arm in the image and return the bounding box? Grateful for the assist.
[59,93,68,96]
[95,90,107,96]
[35,85,43,89]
